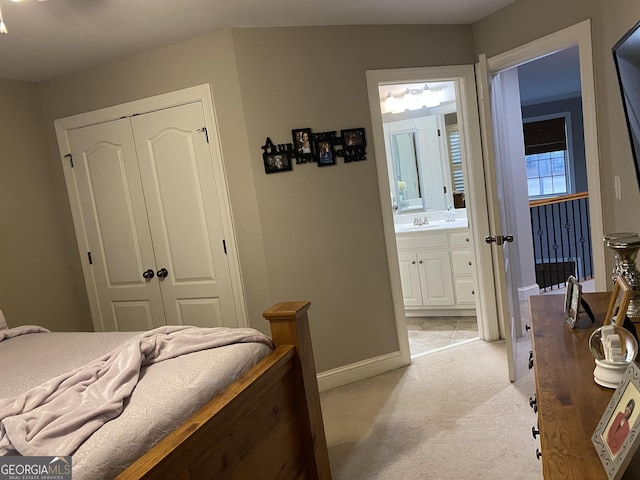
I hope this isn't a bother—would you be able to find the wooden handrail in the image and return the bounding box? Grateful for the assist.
[529,191,589,208]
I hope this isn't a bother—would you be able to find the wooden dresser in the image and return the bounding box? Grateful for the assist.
[529,292,640,479]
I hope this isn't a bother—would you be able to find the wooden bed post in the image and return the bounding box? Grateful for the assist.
[263,301,332,480]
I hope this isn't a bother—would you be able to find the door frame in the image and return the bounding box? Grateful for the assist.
[54,84,248,330]
[366,65,500,366]
[484,19,606,292]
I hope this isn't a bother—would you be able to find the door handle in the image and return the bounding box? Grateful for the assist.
[142,269,155,280]
[485,234,514,246]
[157,268,169,279]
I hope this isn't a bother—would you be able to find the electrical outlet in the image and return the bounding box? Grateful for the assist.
[615,176,622,200]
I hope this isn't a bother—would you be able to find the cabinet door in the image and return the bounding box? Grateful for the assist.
[454,278,476,305]
[69,119,166,332]
[132,102,238,328]
[451,250,474,276]
[398,253,423,307]
[417,252,455,306]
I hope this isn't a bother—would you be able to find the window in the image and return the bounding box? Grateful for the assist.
[523,117,569,198]
[447,125,464,193]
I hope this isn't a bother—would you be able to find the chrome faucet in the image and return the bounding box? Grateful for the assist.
[413,216,429,226]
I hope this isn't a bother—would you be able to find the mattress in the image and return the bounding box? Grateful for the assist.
[0,328,273,479]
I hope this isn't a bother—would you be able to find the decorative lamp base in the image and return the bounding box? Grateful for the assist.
[593,359,628,389]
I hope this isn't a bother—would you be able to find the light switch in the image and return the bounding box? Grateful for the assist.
[615,176,622,200]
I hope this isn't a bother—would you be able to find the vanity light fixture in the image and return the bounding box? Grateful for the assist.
[0,4,6,34]
[0,0,48,35]
[381,84,444,114]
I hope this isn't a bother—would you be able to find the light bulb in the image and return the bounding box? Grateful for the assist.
[0,20,7,34]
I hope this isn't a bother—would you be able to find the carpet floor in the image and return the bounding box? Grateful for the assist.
[320,313,543,479]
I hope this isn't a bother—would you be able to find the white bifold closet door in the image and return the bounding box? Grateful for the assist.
[68,102,237,331]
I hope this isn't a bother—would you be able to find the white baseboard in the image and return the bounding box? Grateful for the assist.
[317,351,407,392]
[518,284,540,302]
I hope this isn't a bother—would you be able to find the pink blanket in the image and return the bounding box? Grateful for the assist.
[0,325,273,456]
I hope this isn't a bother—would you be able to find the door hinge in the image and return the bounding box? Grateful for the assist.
[444,186,447,194]
[64,153,73,167]
[437,129,441,137]
[87,251,93,265]
[222,239,227,255]
[197,127,209,143]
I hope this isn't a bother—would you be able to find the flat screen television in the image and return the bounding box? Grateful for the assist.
[613,20,640,189]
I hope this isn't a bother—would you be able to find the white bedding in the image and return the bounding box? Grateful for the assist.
[0,328,273,479]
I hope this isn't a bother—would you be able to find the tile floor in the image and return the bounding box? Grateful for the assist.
[406,316,479,358]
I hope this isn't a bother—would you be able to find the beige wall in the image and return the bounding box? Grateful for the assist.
[0,79,89,329]
[28,24,476,373]
[473,0,640,276]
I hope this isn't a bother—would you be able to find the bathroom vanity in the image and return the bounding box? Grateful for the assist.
[395,219,476,316]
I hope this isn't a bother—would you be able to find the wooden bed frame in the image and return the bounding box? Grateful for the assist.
[115,301,332,480]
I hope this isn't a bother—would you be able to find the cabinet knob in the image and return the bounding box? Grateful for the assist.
[471,290,475,295]
[468,261,472,266]
[466,238,469,242]
[412,261,416,264]
[525,324,531,331]
[532,426,540,439]
[157,268,169,279]
[419,260,423,264]
[536,449,542,460]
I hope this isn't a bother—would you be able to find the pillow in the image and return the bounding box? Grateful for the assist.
[0,310,7,330]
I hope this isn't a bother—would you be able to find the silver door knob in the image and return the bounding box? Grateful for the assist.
[157,268,169,278]
[485,234,514,246]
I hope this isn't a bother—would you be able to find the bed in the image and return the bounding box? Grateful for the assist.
[0,301,331,480]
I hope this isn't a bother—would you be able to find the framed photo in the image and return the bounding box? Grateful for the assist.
[292,128,314,163]
[592,362,640,480]
[564,275,582,328]
[341,128,366,148]
[605,275,633,327]
[261,137,293,174]
[316,140,335,166]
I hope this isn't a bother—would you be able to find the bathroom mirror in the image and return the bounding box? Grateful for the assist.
[380,81,466,215]
[391,131,423,212]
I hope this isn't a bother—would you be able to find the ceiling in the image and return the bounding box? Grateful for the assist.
[0,0,518,82]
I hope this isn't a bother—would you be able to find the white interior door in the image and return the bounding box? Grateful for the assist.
[69,119,166,332]
[477,54,518,381]
[131,102,237,328]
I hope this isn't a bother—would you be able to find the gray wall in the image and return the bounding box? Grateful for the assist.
[473,0,640,277]
[4,0,640,374]
[2,25,475,374]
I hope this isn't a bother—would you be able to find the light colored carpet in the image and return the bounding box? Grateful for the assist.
[320,314,543,479]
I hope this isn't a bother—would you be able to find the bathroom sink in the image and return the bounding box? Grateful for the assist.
[394,219,468,233]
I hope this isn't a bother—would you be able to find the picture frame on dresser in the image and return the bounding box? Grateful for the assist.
[564,276,582,328]
[604,275,633,327]
[592,362,640,480]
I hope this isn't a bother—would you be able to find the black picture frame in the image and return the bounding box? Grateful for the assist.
[340,128,367,162]
[292,128,315,164]
[313,131,339,167]
[563,275,582,328]
[341,128,366,148]
[261,137,293,174]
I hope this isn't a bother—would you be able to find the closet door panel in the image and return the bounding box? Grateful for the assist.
[132,102,237,328]
[69,119,165,331]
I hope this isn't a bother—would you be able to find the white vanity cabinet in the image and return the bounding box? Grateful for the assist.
[396,227,476,314]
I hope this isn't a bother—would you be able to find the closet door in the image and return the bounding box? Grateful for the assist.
[68,119,166,331]
[131,102,237,328]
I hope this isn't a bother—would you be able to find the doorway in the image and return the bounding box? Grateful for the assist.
[367,66,501,367]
